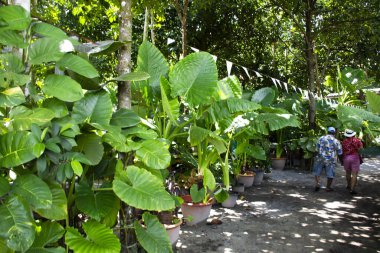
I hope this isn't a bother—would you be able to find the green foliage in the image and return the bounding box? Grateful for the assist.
[134,213,173,253]
[65,220,121,253]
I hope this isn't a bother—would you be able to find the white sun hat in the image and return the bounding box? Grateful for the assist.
[344,129,356,137]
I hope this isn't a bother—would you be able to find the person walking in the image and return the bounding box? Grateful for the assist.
[342,129,363,195]
[313,127,343,192]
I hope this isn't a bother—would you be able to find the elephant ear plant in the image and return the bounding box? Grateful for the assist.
[0,5,178,253]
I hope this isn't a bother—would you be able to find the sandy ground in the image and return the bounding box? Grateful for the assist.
[175,158,380,253]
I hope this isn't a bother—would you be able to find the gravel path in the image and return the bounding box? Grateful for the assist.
[175,158,380,253]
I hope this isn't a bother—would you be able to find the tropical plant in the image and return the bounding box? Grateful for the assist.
[0,5,179,253]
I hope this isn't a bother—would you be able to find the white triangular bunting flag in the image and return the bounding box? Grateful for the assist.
[226,60,233,76]
[283,82,288,93]
[298,88,303,94]
[271,78,278,88]
[190,47,199,52]
[211,55,217,62]
[292,85,297,93]
[243,67,250,78]
[276,79,282,88]
[167,38,175,45]
[254,71,263,78]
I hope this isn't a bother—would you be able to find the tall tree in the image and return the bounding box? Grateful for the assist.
[117,0,133,109]
[171,0,189,57]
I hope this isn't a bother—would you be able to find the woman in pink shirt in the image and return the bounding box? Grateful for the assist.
[342,129,363,195]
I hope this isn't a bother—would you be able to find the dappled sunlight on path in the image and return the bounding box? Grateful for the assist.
[176,158,380,253]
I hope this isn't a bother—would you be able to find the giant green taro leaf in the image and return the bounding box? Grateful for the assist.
[65,220,120,253]
[29,38,69,65]
[217,75,242,99]
[337,105,380,131]
[0,30,27,48]
[72,91,112,125]
[0,131,37,168]
[43,75,83,102]
[0,196,35,252]
[160,77,179,124]
[26,221,65,253]
[254,113,300,132]
[10,106,55,131]
[251,87,276,106]
[135,139,171,170]
[75,134,104,165]
[136,41,169,88]
[134,213,172,253]
[13,174,52,210]
[32,22,68,40]
[169,52,218,107]
[76,183,119,221]
[110,108,141,128]
[0,87,25,107]
[0,176,10,197]
[113,166,175,211]
[35,182,67,220]
[57,54,99,79]
[366,91,380,114]
[0,5,31,31]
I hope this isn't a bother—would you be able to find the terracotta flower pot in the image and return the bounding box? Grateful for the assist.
[221,193,238,208]
[231,183,245,193]
[181,195,212,226]
[271,157,286,170]
[237,173,255,187]
[164,218,182,245]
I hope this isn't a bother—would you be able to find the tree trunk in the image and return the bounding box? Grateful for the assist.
[117,0,132,110]
[143,7,149,41]
[150,10,155,45]
[304,0,317,129]
[172,0,189,57]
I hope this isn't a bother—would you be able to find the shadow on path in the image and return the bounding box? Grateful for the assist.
[176,158,380,253]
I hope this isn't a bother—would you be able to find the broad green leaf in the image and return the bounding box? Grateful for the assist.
[13,174,52,210]
[113,166,175,211]
[0,72,30,88]
[110,108,141,127]
[123,126,158,140]
[102,131,130,152]
[254,113,300,131]
[134,213,172,253]
[67,70,101,90]
[75,134,104,165]
[203,167,216,192]
[189,126,210,146]
[57,54,99,79]
[71,160,83,176]
[217,75,242,99]
[32,22,68,39]
[251,87,276,106]
[112,71,150,82]
[366,91,380,114]
[0,131,37,168]
[35,182,67,220]
[136,139,171,170]
[27,221,64,252]
[0,87,25,107]
[160,77,179,124]
[33,143,45,158]
[0,238,13,253]
[72,91,112,125]
[29,38,70,64]
[0,5,31,31]
[42,98,68,118]
[189,184,205,203]
[0,176,10,197]
[337,105,380,131]
[43,75,83,102]
[0,196,35,252]
[11,107,55,130]
[0,30,27,48]
[169,52,218,107]
[65,220,120,253]
[136,41,169,88]
[76,183,120,221]
[0,53,24,73]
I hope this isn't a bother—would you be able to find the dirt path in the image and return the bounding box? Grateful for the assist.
[175,158,380,253]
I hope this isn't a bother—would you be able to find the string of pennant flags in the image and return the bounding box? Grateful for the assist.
[167,38,362,109]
